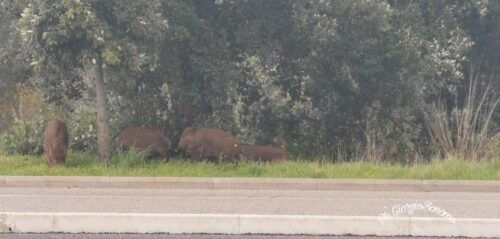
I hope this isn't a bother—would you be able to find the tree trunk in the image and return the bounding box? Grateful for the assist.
[94,56,110,165]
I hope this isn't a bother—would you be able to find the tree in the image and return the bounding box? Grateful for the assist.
[5,0,496,162]
[0,0,32,132]
[19,0,165,164]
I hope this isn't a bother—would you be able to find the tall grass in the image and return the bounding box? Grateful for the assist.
[425,72,499,162]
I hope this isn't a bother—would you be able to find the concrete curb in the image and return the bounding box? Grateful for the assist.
[0,212,498,237]
[0,176,499,192]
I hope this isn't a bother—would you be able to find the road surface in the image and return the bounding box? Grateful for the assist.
[0,187,498,218]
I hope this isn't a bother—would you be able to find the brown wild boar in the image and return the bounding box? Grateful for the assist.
[178,127,241,162]
[116,127,171,158]
[240,144,287,162]
[44,120,69,167]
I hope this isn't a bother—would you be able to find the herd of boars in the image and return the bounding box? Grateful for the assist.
[43,120,287,167]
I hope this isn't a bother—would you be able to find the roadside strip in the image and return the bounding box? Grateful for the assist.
[0,212,498,237]
[0,176,499,192]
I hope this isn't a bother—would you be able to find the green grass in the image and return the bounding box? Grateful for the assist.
[0,152,499,180]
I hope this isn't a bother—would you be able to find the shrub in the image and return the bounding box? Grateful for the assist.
[67,106,98,153]
[0,118,47,155]
[0,84,54,155]
[0,84,101,155]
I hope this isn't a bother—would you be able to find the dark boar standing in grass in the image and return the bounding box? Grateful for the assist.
[116,127,171,159]
[44,120,69,167]
[240,144,287,162]
[178,127,241,162]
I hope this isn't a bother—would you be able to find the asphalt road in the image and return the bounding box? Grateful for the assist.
[0,234,475,239]
[0,187,499,218]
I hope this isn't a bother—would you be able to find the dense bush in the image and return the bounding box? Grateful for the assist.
[0,111,99,156]
[0,0,498,163]
[0,84,50,155]
[0,118,46,155]
[0,84,99,155]
[67,106,98,153]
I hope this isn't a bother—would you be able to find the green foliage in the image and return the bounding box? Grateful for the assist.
[0,110,99,156]
[0,84,99,155]
[0,84,52,155]
[67,105,98,153]
[16,0,166,106]
[1,0,499,163]
[111,148,148,168]
[0,118,47,155]
[0,0,32,133]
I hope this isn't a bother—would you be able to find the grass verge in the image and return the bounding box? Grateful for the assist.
[0,152,499,179]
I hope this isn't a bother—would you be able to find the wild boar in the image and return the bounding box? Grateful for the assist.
[240,144,287,162]
[178,127,241,162]
[44,120,69,167]
[116,127,171,158]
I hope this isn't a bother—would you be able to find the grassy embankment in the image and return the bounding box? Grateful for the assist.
[0,151,499,180]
